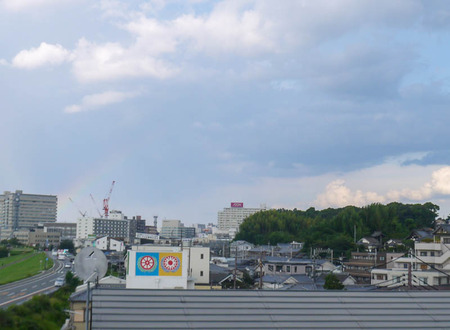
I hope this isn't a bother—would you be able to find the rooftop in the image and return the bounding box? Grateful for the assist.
[88,288,450,329]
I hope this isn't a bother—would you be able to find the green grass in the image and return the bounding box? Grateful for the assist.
[0,252,35,268]
[9,247,33,256]
[0,252,54,285]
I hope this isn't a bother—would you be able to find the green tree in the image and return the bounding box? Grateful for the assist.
[0,246,8,258]
[59,240,75,254]
[324,273,344,290]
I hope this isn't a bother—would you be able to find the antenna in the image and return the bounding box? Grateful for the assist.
[74,247,108,330]
[103,181,115,218]
[74,246,108,283]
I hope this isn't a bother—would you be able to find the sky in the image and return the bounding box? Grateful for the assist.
[2,0,450,225]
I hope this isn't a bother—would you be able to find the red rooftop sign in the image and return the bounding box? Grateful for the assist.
[231,202,244,208]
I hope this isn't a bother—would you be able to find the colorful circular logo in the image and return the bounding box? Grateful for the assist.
[138,255,157,272]
[161,255,180,272]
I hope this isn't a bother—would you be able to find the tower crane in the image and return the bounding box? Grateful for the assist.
[90,194,103,218]
[103,180,115,218]
[68,197,87,218]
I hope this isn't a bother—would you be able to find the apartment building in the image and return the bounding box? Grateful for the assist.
[0,190,57,240]
[372,231,450,287]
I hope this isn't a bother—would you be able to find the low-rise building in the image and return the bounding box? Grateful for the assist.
[371,234,450,287]
[13,227,61,247]
[126,245,210,289]
[263,256,335,277]
[43,222,76,240]
[344,251,403,284]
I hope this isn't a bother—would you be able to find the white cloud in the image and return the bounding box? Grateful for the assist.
[12,42,71,69]
[315,179,386,208]
[0,59,8,66]
[387,166,450,200]
[64,90,138,114]
[9,0,428,84]
[71,38,177,82]
[314,165,450,210]
[1,0,71,11]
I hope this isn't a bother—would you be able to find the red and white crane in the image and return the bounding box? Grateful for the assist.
[103,180,115,218]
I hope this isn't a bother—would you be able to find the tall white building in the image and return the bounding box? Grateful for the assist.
[0,190,57,240]
[217,202,265,233]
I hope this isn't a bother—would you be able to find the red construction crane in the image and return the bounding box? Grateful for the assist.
[103,180,115,218]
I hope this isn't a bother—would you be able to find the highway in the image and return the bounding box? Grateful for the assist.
[0,253,69,309]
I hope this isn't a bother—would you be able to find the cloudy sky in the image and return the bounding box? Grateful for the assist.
[2,0,450,225]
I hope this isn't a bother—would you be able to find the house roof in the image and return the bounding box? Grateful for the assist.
[433,224,450,234]
[358,236,380,245]
[89,288,450,328]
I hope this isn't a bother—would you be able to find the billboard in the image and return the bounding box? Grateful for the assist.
[136,232,159,240]
[231,202,244,208]
[135,252,182,277]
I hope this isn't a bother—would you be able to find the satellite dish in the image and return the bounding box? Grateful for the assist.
[74,247,108,282]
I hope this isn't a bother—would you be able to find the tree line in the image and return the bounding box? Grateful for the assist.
[235,202,439,256]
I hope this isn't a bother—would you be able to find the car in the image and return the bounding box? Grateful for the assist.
[54,277,65,287]
[64,263,71,268]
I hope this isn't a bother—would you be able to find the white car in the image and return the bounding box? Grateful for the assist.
[54,277,65,287]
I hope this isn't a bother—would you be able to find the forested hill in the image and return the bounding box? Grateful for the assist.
[234,202,439,256]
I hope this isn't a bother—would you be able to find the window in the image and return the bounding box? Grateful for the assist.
[200,254,204,259]
[430,251,435,257]
[380,257,385,261]
[376,274,385,280]
[200,271,204,276]
[286,266,291,272]
[403,263,408,269]
[420,251,427,256]
[268,265,274,272]
[276,265,282,272]
[419,277,428,285]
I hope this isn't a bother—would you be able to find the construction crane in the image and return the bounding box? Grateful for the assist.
[68,197,87,218]
[103,180,115,218]
[90,194,103,218]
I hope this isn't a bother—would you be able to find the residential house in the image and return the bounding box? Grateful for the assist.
[407,228,434,242]
[371,233,450,288]
[344,252,387,284]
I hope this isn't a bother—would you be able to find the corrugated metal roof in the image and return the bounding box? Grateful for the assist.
[90,288,450,329]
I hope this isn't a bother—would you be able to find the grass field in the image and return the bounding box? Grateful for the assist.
[0,252,54,285]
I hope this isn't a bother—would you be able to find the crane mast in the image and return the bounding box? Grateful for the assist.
[103,180,115,218]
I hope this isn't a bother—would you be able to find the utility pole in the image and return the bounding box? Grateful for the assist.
[233,245,237,289]
[259,249,263,290]
[312,248,316,285]
[408,262,412,289]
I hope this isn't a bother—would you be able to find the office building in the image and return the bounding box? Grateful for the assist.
[0,190,57,240]
[77,216,128,241]
[217,202,265,232]
[44,222,77,240]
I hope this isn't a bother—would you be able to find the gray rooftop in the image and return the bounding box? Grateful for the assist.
[90,288,450,329]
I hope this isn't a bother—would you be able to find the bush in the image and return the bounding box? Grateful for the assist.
[324,273,344,290]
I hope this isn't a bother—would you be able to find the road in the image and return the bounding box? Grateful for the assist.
[0,253,69,309]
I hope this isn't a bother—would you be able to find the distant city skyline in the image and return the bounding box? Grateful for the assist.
[2,1,450,225]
